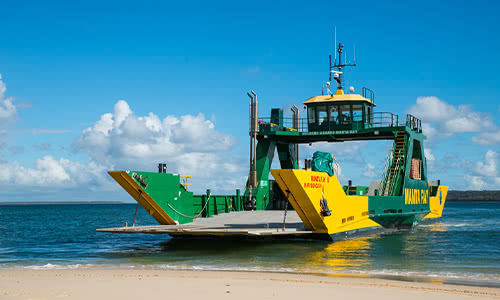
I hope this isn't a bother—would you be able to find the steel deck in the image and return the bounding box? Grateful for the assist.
[97,210,313,238]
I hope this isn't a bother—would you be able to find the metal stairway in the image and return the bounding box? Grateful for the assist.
[380,131,407,196]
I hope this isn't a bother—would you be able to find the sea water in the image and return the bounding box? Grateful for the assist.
[1,202,500,287]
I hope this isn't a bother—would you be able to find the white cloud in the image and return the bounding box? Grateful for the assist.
[424,147,437,172]
[474,150,498,177]
[309,141,367,162]
[408,96,456,122]
[0,75,119,200]
[443,105,495,133]
[465,175,488,190]
[424,147,435,162]
[0,156,114,191]
[407,96,497,143]
[465,150,500,190]
[363,163,377,178]
[421,123,441,142]
[72,100,243,193]
[0,74,17,125]
[471,131,500,146]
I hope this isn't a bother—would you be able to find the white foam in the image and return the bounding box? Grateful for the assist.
[21,263,108,270]
[5,263,500,285]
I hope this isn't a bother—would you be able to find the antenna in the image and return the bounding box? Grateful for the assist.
[327,29,357,94]
[354,43,356,64]
[334,27,337,65]
[329,55,332,82]
[329,41,356,93]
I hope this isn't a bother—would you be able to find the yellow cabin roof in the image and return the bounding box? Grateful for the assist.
[303,93,375,106]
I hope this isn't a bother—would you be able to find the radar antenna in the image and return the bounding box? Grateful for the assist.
[328,42,356,95]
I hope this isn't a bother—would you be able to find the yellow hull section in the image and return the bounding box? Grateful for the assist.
[425,185,448,219]
[272,169,378,235]
[271,169,447,236]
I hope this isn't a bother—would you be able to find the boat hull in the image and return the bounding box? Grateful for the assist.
[271,169,448,236]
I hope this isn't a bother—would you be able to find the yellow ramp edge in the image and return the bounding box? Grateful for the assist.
[108,171,176,225]
[272,169,315,231]
[425,185,448,219]
[272,169,378,235]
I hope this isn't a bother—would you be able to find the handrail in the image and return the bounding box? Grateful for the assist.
[180,175,192,191]
[388,149,403,195]
[258,112,402,133]
[258,112,425,135]
[362,87,375,104]
[379,150,393,195]
[406,114,422,133]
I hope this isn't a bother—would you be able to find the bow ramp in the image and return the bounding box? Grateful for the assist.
[97,210,313,238]
[272,169,379,236]
[271,169,448,237]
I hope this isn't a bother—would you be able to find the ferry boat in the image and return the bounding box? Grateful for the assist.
[98,42,448,240]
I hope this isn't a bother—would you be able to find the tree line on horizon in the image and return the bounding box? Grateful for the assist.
[447,190,500,202]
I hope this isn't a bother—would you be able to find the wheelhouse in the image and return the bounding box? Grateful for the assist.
[304,91,375,132]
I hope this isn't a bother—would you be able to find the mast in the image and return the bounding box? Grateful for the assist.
[329,42,356,94]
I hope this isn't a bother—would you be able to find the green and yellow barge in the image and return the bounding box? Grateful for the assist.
[98,42,448,240]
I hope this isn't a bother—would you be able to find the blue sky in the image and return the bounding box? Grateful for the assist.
[0,0,499,201]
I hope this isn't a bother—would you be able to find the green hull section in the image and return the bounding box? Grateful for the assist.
[111,170,244,225]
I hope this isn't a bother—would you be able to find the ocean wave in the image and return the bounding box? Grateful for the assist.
[2,263,297,274]
[136,264,297,273]
[420,223,475,227]
[3,262,500,287]
[0,263,115,270]
[29,263,107,270]
[336,269,500,284]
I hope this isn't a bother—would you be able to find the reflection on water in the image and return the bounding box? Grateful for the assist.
[421,222,449,232]
[305,238,371,271]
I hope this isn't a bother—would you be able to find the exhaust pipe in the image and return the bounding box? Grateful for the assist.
[291,105,299,168]
[247,91,258,189]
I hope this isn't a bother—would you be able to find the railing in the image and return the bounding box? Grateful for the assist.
[258,113,425,134]
[257,117,309,132]
[362,87,375,104]
[371,112,400,128]
[258,112,401,133]
[406,114,422,133]
[379,149,393,195]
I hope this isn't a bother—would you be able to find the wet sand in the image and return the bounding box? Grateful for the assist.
[1,269,500,300]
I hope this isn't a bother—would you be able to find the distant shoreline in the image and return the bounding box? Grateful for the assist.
[446,190,500,202]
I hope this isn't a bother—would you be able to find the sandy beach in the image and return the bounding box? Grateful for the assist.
[1,269,500,300]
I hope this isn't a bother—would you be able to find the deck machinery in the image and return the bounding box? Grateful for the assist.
[99,43,447,240]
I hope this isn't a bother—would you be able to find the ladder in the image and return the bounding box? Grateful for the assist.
[347,186,357,195]
[380,131,407,196]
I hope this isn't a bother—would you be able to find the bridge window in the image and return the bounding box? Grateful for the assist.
[308,107,316,124]
[352,105,362,122]
[340,105,351,124]
[329,105,339,125]
[318,106,328,125]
